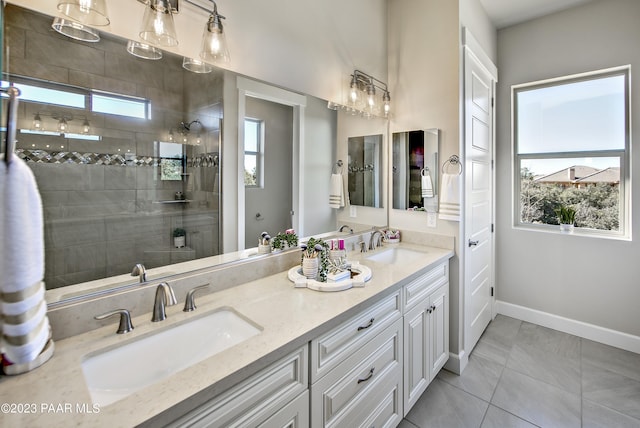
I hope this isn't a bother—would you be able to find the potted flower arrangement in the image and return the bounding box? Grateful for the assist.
[555,205,576,234]
[300,237,329,281]
[271,229,298,251]
[173,228,186,248]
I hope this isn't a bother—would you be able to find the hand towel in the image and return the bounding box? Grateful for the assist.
[421,172,434,198]
[439,172,461,221]
[0,155,54,372]
[329,173,345,209]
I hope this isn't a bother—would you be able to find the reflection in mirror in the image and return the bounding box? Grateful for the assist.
[347,134,383,208]
[3,4,378,304]
[4,5,223,291]
[392,129,439,212]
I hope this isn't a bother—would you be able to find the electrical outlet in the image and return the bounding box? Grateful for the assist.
[349,205,357,218]
[427,212,437,228]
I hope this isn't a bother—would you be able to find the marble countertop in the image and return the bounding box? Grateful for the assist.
[0,243,453,427]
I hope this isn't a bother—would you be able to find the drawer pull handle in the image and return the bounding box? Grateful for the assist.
[357,367,375,384]
[357,318,375,331]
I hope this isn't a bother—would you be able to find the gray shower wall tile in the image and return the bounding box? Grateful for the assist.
[27,31,105,76]
[5,25,26,62]
[62,243,108,280]
[104,166,137,189]
[31,163,105,191]
[46,218,106,248]
[104,52,165,90]
[9,56,70,84]
[146,85,184,111]
[105,214,171,242]
[69,69,138,98]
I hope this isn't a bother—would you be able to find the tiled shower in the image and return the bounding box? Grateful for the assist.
[4,5,223,288]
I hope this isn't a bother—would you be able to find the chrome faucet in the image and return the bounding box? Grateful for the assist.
[152,282,177,322]
[131,263,147,283]
[183,284,210,312]
[368,230,384,251]
[94,309,134,334]
[339,224,354,234]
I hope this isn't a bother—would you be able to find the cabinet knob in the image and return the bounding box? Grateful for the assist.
[357,318,375,331]
[357,367,375,384]
[431,305,436,311]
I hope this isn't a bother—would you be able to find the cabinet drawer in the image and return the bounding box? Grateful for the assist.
[403,262,448,312]
[311,318,403,428]
[311,291,401,383]
[258,390,309,428]
[167,347,308,428]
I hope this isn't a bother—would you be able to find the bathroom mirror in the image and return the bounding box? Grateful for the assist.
[347,134,383,208]
[392,129,439,212]
[3,4,379,303]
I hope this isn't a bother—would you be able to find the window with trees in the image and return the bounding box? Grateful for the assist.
[244,118,263,187]
[513,66,630,237]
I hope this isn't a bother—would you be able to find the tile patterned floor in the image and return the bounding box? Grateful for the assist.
[401,315,640,428]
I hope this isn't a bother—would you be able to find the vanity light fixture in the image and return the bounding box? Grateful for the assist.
[197,1,230,64]
[82,118,91,134]
[127,40,163,60]
[139,0,179,47]
[333,70,391,118]
[33,113,43,131]
[57,0,110,26]
[51,16,100,42]
[182,57,213,73]
[57,117,69,132]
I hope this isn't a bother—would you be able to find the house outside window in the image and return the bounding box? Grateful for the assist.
[244,118,263,187]
[513,66,630,238]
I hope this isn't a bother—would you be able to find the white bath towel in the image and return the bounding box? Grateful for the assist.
[439,172,461,221]
[329,173,345,209]
[421,173,434,198]
[0,156,53,368]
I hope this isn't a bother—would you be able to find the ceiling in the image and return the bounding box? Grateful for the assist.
[479,0,595,28]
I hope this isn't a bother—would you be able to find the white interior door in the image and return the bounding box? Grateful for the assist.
[463,39,496,355]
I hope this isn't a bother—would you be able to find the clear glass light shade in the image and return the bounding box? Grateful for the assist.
[200,15,230,63]
[82,119,91,134]
[182,57,213,74]
[57,0,110,26]
[52,17,100,42]
[127,40,163,60]
[57,118,68,132]
[139,0,178,47]
[33,114,43,130]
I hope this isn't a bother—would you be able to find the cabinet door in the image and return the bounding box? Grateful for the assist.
[429,283,449,381]
[259,390,309,428]
[403,302,430,415]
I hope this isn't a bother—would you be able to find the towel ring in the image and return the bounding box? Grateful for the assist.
[442,155,462,175]
[421,167,430,177]
[333,160,344,174]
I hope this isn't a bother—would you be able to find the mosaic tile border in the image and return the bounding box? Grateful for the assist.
[17,149,160,166]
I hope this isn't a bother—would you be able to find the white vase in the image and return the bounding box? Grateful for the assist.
[174,236,186,248]
[559,224,574,234]
[302,257,319,279]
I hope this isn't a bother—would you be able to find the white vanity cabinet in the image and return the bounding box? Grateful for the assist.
[166,347,309,428]
[310,291,403,428]
[402,262,449,415]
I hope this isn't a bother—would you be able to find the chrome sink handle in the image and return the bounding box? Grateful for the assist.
[95,309,134,334]
[183,284,210,312]
[152,282,177,322]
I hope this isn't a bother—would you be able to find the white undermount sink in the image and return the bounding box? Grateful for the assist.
[81,308,262,406]
[365,247,427,265]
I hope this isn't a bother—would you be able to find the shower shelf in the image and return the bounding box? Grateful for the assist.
[153,200,193,204]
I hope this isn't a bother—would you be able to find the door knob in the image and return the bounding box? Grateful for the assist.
[468,239,479,247]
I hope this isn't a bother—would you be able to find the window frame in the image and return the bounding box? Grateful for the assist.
[512,66,631,239]
[243,118,264,188]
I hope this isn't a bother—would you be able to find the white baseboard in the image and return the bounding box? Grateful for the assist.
[443,349,468,375]
[497,301,640,354]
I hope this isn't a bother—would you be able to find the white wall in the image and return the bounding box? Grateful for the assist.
[387,0,463,357]
[496,0,640,342]
[10,0,387,104]
[460,0,497,62]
